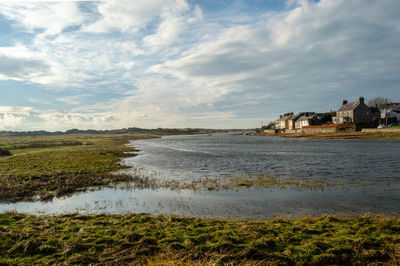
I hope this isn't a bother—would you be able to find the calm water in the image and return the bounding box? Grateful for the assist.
[1,134,400,218]
[124,134,400,185]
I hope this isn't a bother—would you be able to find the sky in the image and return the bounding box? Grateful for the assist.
[0,0,399,131]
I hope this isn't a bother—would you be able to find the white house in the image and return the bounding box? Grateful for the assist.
[380,108,400,121]
[297,115,317,128]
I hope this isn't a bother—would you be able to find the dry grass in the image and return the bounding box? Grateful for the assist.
[1,213,399,265]
[121,172,340,192]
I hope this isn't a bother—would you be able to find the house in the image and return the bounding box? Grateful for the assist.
[369,105,381,121]
[277,113,294,130]
[332,97,373,124]
[288,113,304,130]
[292,112,316,129]
[297,114,318,128]
[273,118,281,129]
[380,108,400,122]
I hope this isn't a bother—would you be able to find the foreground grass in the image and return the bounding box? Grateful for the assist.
[0,134,158,202]
[1,213,399,265]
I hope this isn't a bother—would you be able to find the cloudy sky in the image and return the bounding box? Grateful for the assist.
[0,0,399,131]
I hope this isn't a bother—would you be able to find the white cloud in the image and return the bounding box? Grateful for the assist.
[143,16,185,50]
[143,4,204,51]
[150,0,400,120]
[0,45,50,82]
[0,106,34,130]
[0,2,84,36]
[1,0,400,130]
[83,0,190,33]
[0,106,118,131]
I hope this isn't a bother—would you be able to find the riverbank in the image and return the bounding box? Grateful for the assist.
[0,134,159,202]
[1,212,399,265]
[1,133,352,203]
[258,131,400,139]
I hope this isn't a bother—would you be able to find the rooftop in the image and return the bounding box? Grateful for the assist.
[337,102,360,112]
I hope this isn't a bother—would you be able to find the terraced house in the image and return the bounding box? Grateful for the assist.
[332,97,372,124]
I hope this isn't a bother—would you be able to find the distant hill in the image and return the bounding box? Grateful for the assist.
[0,127,226,137]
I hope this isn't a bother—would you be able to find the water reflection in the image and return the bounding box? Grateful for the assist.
[0,187,398,218]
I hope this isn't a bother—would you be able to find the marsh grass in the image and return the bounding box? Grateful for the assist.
[0,134,158,202]
[122,172,340,192]
[1,212,399,265]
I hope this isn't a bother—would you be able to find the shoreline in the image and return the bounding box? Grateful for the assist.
[0,134,160,203]
[257,131,400,139]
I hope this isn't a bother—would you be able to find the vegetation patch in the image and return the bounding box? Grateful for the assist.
[0,213,399,265]
[0,134,158,202]
[123,173,341,192]
[1,140,85,150]
[0,148,11,156]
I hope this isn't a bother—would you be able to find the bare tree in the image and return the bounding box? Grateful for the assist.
[367,97,392,107]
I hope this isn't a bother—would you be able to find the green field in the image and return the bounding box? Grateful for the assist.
[1,213,399,265]
[0,134,157,202]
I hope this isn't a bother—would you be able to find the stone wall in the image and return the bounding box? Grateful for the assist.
[361,128,400,133]
[302,124,356,134]
[263,129,278,134]
[283,129,302,134]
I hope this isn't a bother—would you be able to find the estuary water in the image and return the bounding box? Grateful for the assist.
[1,134,400,218]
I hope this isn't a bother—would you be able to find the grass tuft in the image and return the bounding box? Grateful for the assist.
[1,213,399,265]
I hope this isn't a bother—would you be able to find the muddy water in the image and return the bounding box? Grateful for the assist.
[1,134,399,218]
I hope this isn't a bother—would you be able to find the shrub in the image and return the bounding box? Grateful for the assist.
[0,148,11,156]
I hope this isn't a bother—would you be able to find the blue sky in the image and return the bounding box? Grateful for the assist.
[0,0,399,131]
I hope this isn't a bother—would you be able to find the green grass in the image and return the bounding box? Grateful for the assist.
[0,213,399,265]
[0,134,158,202]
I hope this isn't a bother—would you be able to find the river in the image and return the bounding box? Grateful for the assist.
[1,134,399,218]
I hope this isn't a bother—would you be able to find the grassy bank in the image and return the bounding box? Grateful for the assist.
[1,213,399,265]
[1,133,342,202]
[0,134,158,202]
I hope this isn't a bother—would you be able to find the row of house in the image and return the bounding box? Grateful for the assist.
[273,112,317,130]
[272,97,400,131]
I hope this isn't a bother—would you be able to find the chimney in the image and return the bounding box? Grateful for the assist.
[342,99,348,106]
[359,96,364,104]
